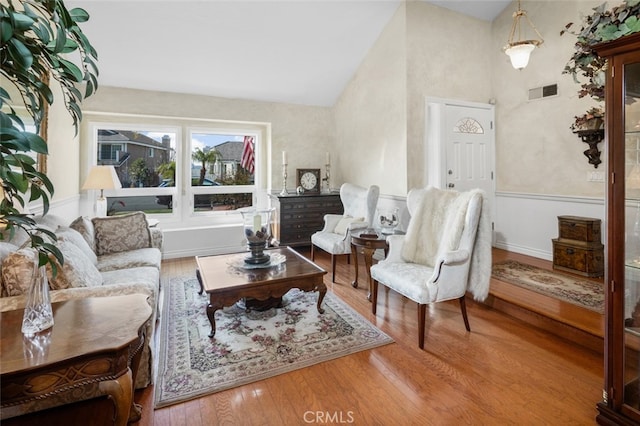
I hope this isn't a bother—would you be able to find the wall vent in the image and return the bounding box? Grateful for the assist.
[528,84,558,100]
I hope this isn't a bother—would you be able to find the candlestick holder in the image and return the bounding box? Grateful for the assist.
[280,163,288,196]
[322,163,331,193]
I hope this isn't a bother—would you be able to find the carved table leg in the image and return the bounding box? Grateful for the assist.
[196,268,203,295]
[99,368,133,426]
[363,247,375,301]
[351,243,359,288]
[207,300,222,338]
[316,282,327,314]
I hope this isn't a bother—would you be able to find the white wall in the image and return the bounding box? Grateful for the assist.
[333,3,407,195]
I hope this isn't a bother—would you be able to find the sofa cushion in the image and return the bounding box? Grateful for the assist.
[1,249,37,297]
[92,212,151,256]
[57,226,98,265]
[70,216,96,253]
[48,240,103,290]
[101,266,159,298]
[97,248,162,272]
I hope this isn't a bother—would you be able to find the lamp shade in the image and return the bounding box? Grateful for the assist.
[505,43,536,70]
[82,165,122,191]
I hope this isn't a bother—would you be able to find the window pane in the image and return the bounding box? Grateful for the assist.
[191,133,254,186]
[97,129,176,188]
[193,192,253,212]
[107,196,173,215]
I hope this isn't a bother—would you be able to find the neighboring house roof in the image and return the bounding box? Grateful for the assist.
[214,141,243,162]
[97,129,169,150]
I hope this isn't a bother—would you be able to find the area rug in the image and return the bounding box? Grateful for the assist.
[154,276,394,408]
[492,260,604,313]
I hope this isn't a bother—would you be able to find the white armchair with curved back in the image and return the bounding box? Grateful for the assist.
[311,183,380,283]
[370,186,492,349]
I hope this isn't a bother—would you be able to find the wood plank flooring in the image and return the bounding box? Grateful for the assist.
[3,248,604,425]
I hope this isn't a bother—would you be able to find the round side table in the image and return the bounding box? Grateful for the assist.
[350,230,388,301]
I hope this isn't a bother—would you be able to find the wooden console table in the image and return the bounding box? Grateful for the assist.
[0,295,151,425]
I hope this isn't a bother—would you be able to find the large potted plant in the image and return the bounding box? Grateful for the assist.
[1,0,98,268]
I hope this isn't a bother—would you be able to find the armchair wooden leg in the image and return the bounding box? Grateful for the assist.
[418,304,426,349]
[459,296,471,332]
[331,254,336,283]
[311,244,315,261]
[371,280,378,314]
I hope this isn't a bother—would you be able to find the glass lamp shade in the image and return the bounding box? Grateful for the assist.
[240,207,275,264]
[505,43,535,69]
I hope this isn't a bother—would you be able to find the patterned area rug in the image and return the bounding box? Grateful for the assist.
[492,260,604,313]
[154,276,394,408]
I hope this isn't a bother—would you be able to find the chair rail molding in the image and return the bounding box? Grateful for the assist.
[494,191,605,260]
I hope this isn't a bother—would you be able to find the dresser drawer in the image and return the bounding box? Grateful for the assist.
[552,239,604,277]
[276,194,343,246]
[558,216,601,243]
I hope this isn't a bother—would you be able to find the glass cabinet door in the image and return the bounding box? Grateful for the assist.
[624,60,640,412]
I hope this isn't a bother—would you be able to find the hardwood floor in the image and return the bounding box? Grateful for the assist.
[3,248,604,425]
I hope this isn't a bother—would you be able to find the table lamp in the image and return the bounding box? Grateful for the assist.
[82,165,122,217]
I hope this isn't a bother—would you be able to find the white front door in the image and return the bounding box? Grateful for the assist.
[425,99,495,242]
[444,104,494,196]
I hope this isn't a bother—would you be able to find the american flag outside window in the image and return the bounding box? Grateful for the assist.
[241,136,254,174]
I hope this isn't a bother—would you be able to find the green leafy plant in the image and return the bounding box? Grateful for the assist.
[561,0,640,101]
[1,0,98,268]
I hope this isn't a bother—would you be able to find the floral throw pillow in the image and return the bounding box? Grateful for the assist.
[2,249,37,297]
[57,226,98,265]
[47,240,103,290]
[92,212,151,256]
[69,216,96,253]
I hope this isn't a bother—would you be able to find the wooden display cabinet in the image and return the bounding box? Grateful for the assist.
[593,33,640,425]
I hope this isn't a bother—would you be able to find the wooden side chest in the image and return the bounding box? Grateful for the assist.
[275,194,343,247]
[552,216,604,277]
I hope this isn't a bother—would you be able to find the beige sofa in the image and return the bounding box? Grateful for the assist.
[0,211,162,394]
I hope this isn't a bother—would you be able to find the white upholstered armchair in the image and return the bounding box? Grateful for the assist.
[311,183,380,282]
[370,187,491,349]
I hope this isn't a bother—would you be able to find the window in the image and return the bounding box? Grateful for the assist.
[89,121,262,225]
[189,130,255,213]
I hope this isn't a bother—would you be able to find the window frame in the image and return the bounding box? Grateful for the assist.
[86,119,267,228]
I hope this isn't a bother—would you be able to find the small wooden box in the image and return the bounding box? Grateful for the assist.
[552,216,604,277]
[558,215,601,243]
[552,239,604,277]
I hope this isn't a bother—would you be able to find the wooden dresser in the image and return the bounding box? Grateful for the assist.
[274,194,343,247]
[552,215,604,277]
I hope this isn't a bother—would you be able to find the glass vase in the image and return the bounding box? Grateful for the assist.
[240,207,275,264]
[21,264,54,337]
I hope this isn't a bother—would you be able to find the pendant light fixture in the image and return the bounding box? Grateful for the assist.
[504,0,544,70]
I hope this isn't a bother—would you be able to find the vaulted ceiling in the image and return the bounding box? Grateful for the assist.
[69,1,510,107]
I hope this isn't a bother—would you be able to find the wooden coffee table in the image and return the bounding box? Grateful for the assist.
[0,295,151,425]
[196,246,327,338]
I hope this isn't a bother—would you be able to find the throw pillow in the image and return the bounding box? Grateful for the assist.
[0,242,18,297]
[334,216,365,236]
[92,211,151,256]
[70,216,96,252]
[48,240,103,290]
[2,248,37,297]
[57,226,98,265]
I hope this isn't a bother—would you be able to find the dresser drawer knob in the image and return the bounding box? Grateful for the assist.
[566,248,575,255]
